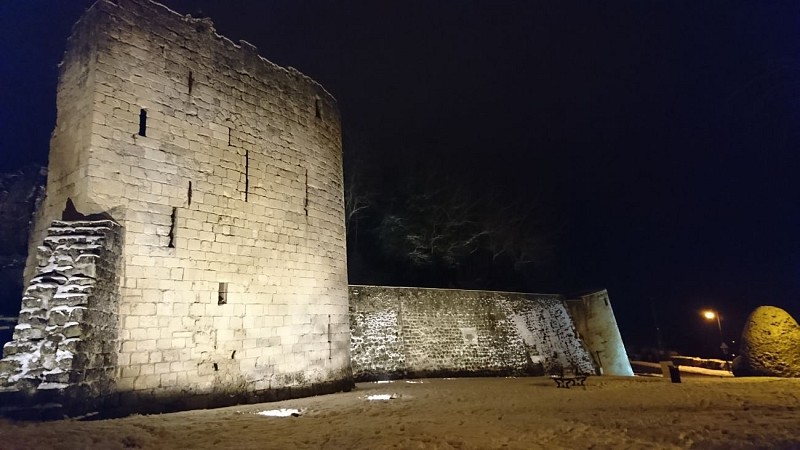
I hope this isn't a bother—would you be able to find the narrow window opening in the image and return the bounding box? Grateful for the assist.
[304,169,309,216]
[212,362,219,371]
[187,181,193,206]
[227,127,232,146]
[328,314,332,361]
[244,150,249,202]
[138,109,147,137]
[167,207,177,248]
[314,98,321,119]
[188,70,194,95]
[231,350,236,360]
[218,282,228,305]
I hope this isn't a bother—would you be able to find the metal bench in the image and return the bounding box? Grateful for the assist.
[549,365,590,388]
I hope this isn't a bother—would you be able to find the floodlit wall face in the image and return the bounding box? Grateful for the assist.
[566,290,634,376]
[23,7,104,286]
[349,286,596,380]
[23,0,350,404]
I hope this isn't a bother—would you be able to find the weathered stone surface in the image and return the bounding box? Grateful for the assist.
[0,221,122,395]
[0,359,22,374]
[565,291,634,376]
[3,0,350,417]
[349,286,632,380]
[13,326,45,341]
[733,305,800,378]
[2,341,37,356]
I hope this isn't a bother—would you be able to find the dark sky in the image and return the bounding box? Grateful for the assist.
[2,0,799,355]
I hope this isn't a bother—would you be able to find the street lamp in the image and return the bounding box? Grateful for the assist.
[701,310,723,339]
[701,309,730,368]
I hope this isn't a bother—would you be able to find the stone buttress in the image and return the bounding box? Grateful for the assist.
[0,220,121,416]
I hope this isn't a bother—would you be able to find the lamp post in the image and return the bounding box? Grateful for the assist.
[702,309,730,369]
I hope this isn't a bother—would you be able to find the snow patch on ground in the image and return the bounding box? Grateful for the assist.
[255,408,301,417]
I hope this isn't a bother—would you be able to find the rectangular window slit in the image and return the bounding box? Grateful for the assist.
[328,314,332,360]
[138,109,147,137]
[218,282,228,305]
[228,127,232,146]
[304,169,309,216]
[188,71,194,95]
[168,207,177,248]
[244,150,249,202]
[315,98,321,119]
[187,181,192,206]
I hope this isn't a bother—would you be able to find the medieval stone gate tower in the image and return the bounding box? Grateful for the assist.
[0,0,351,415]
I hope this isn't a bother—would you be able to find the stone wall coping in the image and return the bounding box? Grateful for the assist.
[348,284,606,298]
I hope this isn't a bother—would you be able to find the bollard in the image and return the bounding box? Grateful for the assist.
[668,365,681,383]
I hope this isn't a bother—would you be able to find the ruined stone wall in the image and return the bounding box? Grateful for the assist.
[14,0,350,413]
[566,290,634,376]
[349,286,598,380]
[1,220,122,411]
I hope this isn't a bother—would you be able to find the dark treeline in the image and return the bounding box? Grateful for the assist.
[342,133,566,293]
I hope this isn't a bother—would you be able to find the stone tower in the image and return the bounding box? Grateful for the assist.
[0,0,351,416]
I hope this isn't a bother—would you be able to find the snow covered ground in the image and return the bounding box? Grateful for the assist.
[1,376,799,449]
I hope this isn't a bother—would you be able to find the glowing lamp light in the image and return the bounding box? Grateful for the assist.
[700,308,729,369]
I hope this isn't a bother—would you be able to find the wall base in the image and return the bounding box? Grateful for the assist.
[0,377,355,421]
[354,366,546,382]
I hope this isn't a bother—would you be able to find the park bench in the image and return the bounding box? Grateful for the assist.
[549,365,590,388]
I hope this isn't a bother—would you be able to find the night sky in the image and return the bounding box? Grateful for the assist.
[2,0,799,356]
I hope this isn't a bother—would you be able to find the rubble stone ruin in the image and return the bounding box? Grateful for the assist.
[0,0,351,417]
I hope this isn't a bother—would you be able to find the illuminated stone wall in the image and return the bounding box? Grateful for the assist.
[566,290,634,376]
[3,0,350,416]
[349,286,623,380]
